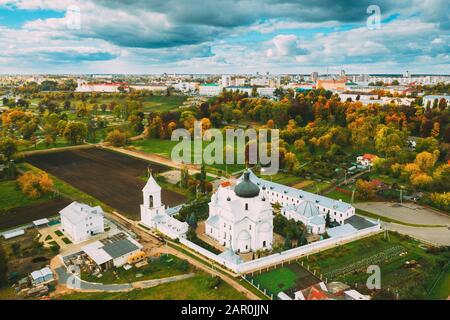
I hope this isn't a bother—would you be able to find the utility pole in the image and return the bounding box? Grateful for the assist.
[351,189,356,204]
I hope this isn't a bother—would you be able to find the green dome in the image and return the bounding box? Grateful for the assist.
[235,171,260,198]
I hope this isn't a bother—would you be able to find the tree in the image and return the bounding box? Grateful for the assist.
[375,125,405,158]
[284,235,292,249]
[284,152,299,172]
[63,121,87,144]
[17,171,54,198]
[0,137,18,160]
[199,164,207,194]
[410,173,433,188]
[105,129,127,147]
[414,151,437,172]
[180,165,190,189]
[431,122,440,138]
[187,213,198,229]
[294,139,306,152]
[325,213,331,227]
[297,230,307,246]
[355,179,376,200]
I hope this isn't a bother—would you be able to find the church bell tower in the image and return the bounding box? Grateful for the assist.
[140,173,165,228]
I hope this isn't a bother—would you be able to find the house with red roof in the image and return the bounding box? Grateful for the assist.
[356,153,377,167]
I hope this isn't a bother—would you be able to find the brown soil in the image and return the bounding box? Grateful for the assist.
[26,148,186,220]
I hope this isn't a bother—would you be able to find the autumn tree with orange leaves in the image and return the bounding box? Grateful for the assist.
[17,172,54,198]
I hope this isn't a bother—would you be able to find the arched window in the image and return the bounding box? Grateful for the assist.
[263,241,266,247]
[245,203,248,210]
[149,195,153,208]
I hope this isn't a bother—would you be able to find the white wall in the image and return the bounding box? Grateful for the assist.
[176,224,381,274]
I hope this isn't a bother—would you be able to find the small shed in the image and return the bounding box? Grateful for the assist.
[30,267,54,285]
[33,218,50,227]
[2,229,25,240]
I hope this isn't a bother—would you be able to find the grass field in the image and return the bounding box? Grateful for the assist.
[130,138,246,175]
[255,171,303,186]
[18,136,74,152]
[252,267,298,294]
[325,188,354,203]
[298,232,450,300]
[81,254,190,284]
[57,273,248,300]
[0,180,53,211]
[141,95,188,112]
[250,263,320,297]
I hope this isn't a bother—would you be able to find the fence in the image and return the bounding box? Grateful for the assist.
[174,224,381,274]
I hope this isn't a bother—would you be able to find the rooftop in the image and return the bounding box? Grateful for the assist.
[59,201,103,225]
[243,170,353,213]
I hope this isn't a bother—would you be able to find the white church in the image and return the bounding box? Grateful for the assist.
[140,174,188,239]
[205,171,274,253]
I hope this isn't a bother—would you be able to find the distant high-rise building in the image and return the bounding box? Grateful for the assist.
[221,75,231,87]
[340,70,346,77]
[403,70,411,78]
[311,72,319,82]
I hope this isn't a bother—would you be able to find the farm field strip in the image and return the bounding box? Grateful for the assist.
[25,148,186,220]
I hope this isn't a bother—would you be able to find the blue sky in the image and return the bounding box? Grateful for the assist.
[0,0,448,74]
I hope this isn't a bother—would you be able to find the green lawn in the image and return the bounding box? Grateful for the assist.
[58,273,248,300]
[252,267,298,295]
[61,237,72,244]
[131,138,178,158]
[0,180,53,211]
[325,189,354,203]
[255,171,303,186]
[18,136,74,152]
[299,232,450,300]
[130,138,245,175]
[142,95,188,113]
[81,254,190,284]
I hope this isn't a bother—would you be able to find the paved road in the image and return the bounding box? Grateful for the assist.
[355,202,450,226]
[55,266,195,292]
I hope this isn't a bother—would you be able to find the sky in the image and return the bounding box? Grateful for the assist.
[0,0,448,74]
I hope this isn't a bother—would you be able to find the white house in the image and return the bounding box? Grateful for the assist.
[205,171,274,253]
[140,174,188,239]
[60,202,104,243]
[356,153,377,167]
[199,83,223,96]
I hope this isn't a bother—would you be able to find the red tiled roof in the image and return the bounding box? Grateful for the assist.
[221,181,231,187]
[307,286,329,300]
[362,153,377,161]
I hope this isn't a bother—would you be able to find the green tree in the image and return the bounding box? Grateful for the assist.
[105,129,127,147]
[0,137,18,160]
[63,121,88,144]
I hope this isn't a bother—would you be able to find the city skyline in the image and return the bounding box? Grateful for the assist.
[0,0,448,74]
